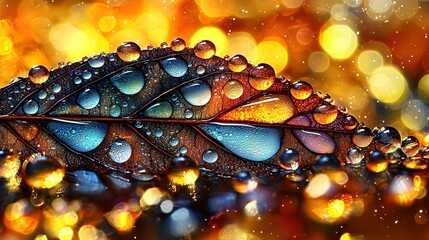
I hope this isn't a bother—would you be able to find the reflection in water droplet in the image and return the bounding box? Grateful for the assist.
[223,80,244,99]
[343,115,358,130]
[109,139,132,163]
[144,101,173,118]
[292,130,336,154]
[291,81,313,100]
[374,126,401,153]
[110,67,144,95]
[155,128,164,137]
[28,65,49,84]
[169,137,179,147]
[37,90,47,100]
[77,88,100,110]
[171,38,186,52]
[46,121,109,152]
[52,84,61,93]
[366,151,388,173]
[160,57,188,78]
[23,99,39,115]
[181,80,212,106]
[202,149,218,163]
[313,103,338,125]
[280,148,300,171]
[184,109,194,119]
[228,54,248,72]
[109,104,121,117]
[352,126,373,147]
[345,147,364,165]
[82,70,92,80]
[199,124,283,161]
[22,154,65,189]
[401,136,420,157]
[74,77,82,85]
[117,41,141,61]
[194,40,216,59]
[249,64,275,90]
[88,56,105,68]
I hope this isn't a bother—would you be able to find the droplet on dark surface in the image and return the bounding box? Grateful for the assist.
[109,139,132,163]
[228,54,248,72]
[181,80,212,106]
[170,38,186,52]
[401,136,420,157]
[352,126,374,147]
[160,57,188,78]
[290,81,313,100]
[117,41,141,61]
[77,88,100,110]
[22,154,65,189]
[279,148,300,171]
[374,126,401,153]
[109,67,144,95]
[194,40,216,59]
[28,65,49,84]
[249,63,275,91]
[313,103,338,125]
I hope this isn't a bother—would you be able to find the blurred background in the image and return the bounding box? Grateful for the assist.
[0,0,428,141]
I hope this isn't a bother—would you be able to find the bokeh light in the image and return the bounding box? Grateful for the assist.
[319,24,358,60]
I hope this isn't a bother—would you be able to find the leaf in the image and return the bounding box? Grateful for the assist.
[0,39,377,177]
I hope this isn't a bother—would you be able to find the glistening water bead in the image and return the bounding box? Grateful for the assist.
[170,38,186,52]
[194,40,216,59]
[223,80,244,99]
[160,57,188,78]
[279,148,300,171]
[202,149,219,163]
[228,54,248,72]
[290,81,313,100]
[77,88,100,110]
[181,81,212,106]
[109,139,132,164]
[23,99,39,115]
[117,41,141,62]
[110,67,144,95]
[28,65,49,84]
[22,154,65,189]
[249,64,275,91]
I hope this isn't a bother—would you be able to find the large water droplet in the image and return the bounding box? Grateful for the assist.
[249,63,275,91]
[109,139,132,163]
[280,148,300,171]
[345,147,364,165]
[343,115,358,130]
[223,80,244,99]
[109,104,121,117]
[77,88,100,110]
[228,54,248,72]
[88,56,105,68]
[22,154,65,189]
[82,70,92,80]
[46,120,109,152]
[68,170,106,194]
[23,99,39,115]
[171,38,186,52]
[184,109,194,119]
[401,136,420,157]
[194,40,216,59]
[286,115,311,127]
[352,126,373,147]
[198,123,283,162]
[144,101,173,118]
[374,126,401,153]
[52,84,62,93]
[110,67,144,95]
[290,81,313,100]
[28,65,49,84]
[202,149,218,163]
[155,128,164,137]
[292,130,336,154]
[160,57,188,78]
[117,41,141,61]
[313,103,338,125]
[169,137,179,147]
[181,80,212,106]
[366,151,388,173]
[37,89,47,100]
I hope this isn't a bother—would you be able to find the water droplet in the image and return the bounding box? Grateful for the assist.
[23,99,39,115]
[199,123,283,161]
[117,41,141,61]
[403,158,428,170]
[110,67,144,95]
[228,54,248,72]
[313,154,342,172]
[71,128,77,134]
[52,84,61,93]
[74,77,82,85]
[169,137,179,147]
[345,147,364,165]
[313,103,338,125]
[232,170,257,193]
[88,56,105,68]
[82,70,92,80]
[343,115,358,130]
[145,129,151,135]
[109,104,121,117]
[68,170,106,194]
[171,38,186,52]
[279,148,300,171]
[286,115,311,127]
[292,130,336,154]
[223,80,244,99]
[160,57,188,78]
[290,81,313,100]
[249,64,275,91]
[366,151,388,173]
[202,149,218,163]
[28,65,49,84]
[155,128,164,137]
[77,88,100,110]
[37,89,47,100]
[401,136,420,157]
[374,126,401,153]
[132,168,155,182]
[179,146,188,154]
[184,109,194,119]
[144,101,173,118]
[160,41,168,48]
[181,80,212,106]
[194,40,216,59]
[196,65,206,75]
[22,154,65,189]
[109,139,132,163]
[168,156,199,185]
[422,146,429,160]
[352,126,374,147]
[219,94,296,124]
[46,121,108,152]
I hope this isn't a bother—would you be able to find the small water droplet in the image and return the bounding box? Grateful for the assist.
[181,80,212,106]
[109,104,121,117]
[223,80,244,99]
[109,139,132,163]
[144,101,173,118]
[290,81,313,100]
[179,146,188,154]
[249,63,275,90]
[68,170,106,194]
[28,65,49,84]
[169,137,179,147]
[313,103,338,125]
[82,70,92,80]
[160,42,168,48]
[196,65,206,75]
[52,84,62,93]
[88,56,105,68]
[352,126,373,147]
[184,109,194,119]
[345,147,364,165]
[22,154,65,189]
[74,77,82,85]
[343,115,358,130]
[77,88,100,110]
[228,54,248,72]
[117,41,141,61]
[202,149,218,163]
[279,148,300,171]
[401,136,420,157]
[71,128,77,134]
[110,67,144,95]
[194,40,216,59]
[135,121,143,129]
[168,156,199,185]
[171,38,186,52]
[160,57,188,78]
[155,128,164,137]
[23,99,39,115]
[37,89,47,100]
[232,170,257,193]
[366,151,388,173]
[145,129,151,135]
[374,126,401,153]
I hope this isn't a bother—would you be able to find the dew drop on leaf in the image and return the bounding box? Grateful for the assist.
[352,126,373,147]
[23,99,39,115]
[313,103,338,125]
[279,148,300,171]
[109,104,121,117]
[37,89,47,100]
[143,101,173,118]
[77,88,100,110]
[202,149,218,163]
[170,38,186,52]
[117,41,141,62]
[374,126,401,153]
[249,63,275,90]
[401,136,420,157]
[160,57,188,78]
[110,67,144,95]
[88,56,105,68]
[292,130,336,154]
[290,81,313,100]
[109,139,132,163]
[194,40,216,59]
[228,54,248,72]
[22,154,65,189]
[223,80,244,99]
[28,65,49,84]
[345,147,364,165]
[181,80,212,106]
